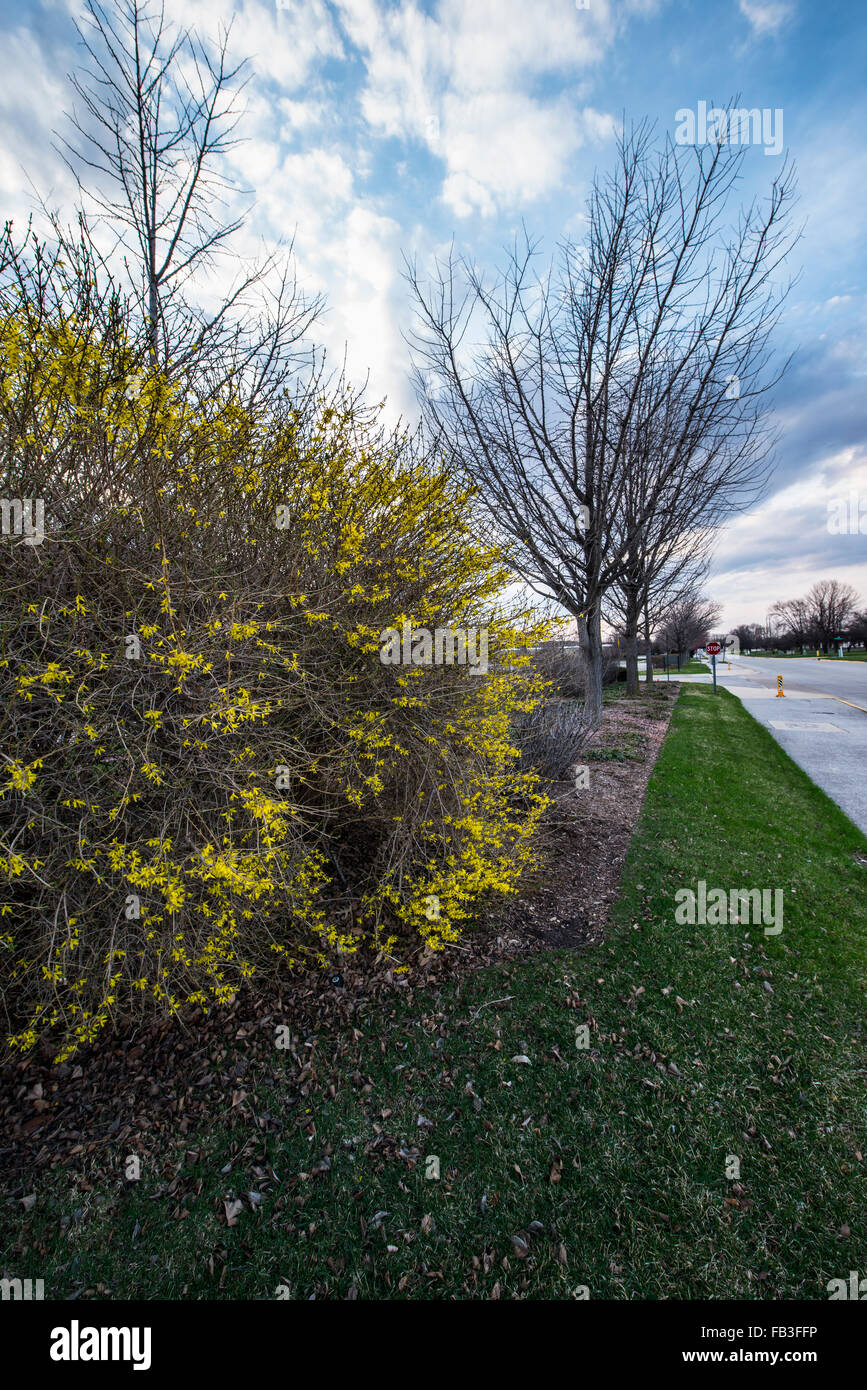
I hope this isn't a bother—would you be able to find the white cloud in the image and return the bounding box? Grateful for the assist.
[438,0,611,92]
[0,25,78,226]
[335,0,618,216]
[738,1,795,37]
[439,92,583,217]
[146,0,345,91]
[277,97,328,135]
[327,205,408,404]
[710,455,867,627]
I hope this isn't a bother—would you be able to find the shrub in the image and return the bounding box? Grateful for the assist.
[516,698,591,780]
[532,641,619,695]
[0,229,549,1060]
[532,642,585,697]
[602,650,621,685]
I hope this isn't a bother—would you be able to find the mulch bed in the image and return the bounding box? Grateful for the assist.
[485,680,677,955]
[0,682,678,1190]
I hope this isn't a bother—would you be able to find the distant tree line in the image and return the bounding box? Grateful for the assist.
[732,580,865,653]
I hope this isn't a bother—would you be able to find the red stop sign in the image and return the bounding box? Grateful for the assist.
[706,641,721,655]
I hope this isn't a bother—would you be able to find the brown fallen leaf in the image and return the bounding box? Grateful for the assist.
[224,1198,244,1226]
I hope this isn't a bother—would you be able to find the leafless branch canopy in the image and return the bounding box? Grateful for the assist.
[406,114,799,719]
[56,0,323,392]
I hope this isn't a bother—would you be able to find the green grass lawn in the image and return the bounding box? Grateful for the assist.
[5,686,867,1300]
[654,658,710,675]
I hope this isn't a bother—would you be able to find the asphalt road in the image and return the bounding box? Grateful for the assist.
[711,655,867,835]
[723,654,867,706]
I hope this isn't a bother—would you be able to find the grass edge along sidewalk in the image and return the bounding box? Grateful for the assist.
[3,685,866,1300]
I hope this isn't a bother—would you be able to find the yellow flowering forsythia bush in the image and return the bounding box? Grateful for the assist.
[0,230,549,1060]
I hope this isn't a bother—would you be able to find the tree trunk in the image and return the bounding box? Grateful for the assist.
[148,267,159,367]
[624,603,640,696]
[580,606,604,728]
[644,609,654,684]
[624,630,639,695]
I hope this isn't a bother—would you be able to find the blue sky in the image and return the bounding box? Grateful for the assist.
[1,0,865,628]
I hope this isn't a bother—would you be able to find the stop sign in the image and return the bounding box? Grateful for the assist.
[706,641,721,655]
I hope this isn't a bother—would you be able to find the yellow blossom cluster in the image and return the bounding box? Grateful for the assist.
[0,255,551,1062]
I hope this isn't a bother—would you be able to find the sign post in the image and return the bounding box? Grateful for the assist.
[706,641,721,694]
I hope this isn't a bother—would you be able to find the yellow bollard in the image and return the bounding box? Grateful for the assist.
[776,675,785,698]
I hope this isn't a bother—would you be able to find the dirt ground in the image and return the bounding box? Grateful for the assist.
[443,680,678,964]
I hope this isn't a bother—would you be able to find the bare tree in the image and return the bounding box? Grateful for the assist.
[804,579,860,652]
[57,0,321,388]
[768,596,811,652]
[602,359,728,692]
[607,538,713,688]
[407,115,797,727]
[768,584,859,653]
[730,622,766,652]
[848,610,867,648]
[657,593,722,667]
